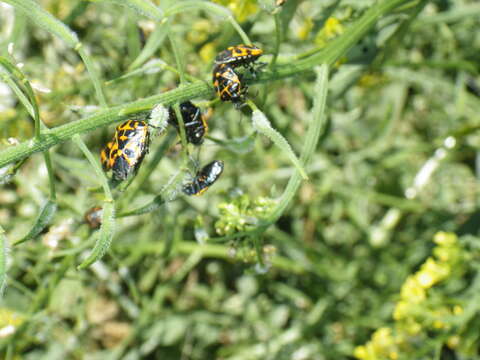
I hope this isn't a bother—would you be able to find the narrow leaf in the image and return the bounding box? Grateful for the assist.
[118,195,166,217]
[208,134,256,155]
[78,201,115,269]
[14,200,57,245]
[251,110,308,180]
[107,0,164,22]
[2,0,79,48]
[163,1,251,45]
[0,57,37,122]
[164,1,229,18]
[2,0,106,106]
[129,23,168,70]
[0,57,56,198]
[267,64,329,223]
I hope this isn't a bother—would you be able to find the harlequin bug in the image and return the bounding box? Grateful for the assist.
[214,44,263,70]
[168,101,208,145]
[183,160,224,196]
[84,206,103,229]
[100,120,150,180]
[212,64,246,104]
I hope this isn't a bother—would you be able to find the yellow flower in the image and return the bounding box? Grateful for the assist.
[433,231,457,247]
[358,73,387,88]
[199,43,217,63]
[453,305,463,315]
[354,327,400,360]
[404,319,421,335]
[212,0,259,22]
[315,17,344,46]
[433,246,451,262]
[393,300,409,321]
[298,17,314,40]
[371,327,395,347]
[416,258,450,288]
[400,276,426,303]
[0,309,23,328]
[431,307,451,328]
[447,335,460,349]
[355,231,465,360]
[324,17,344,38]
[434,244,460,263]
[186,19,214,44]
[432,320,446,329]
[415,271,435,289]
[0,308,24,338]
[353,345,368,360]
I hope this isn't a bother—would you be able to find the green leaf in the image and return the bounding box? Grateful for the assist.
[209,133,256,155]
[164,1,230,18]
[2,0,79,48]
[266,64,329,223]
[78,201,115,269]
[0,56,56,199]
[14,199,57,246]
[0,56,39,135]
[118,194,166,218]
[106,0,164,22]
[72,134,113,201]
[251,108,308,180]
[129,24,169,70]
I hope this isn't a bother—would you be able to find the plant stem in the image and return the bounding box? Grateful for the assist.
[43,152,56,200]
[266,65,329,224]
[72,135,112,201]
[270,12,282,69]
[228,16,252,45]
[77,46,108,107]
[248,100,308,180]
[115,241,306,274]
[173,103,190,161]
[168,32,187,85]
[0,0,411,169]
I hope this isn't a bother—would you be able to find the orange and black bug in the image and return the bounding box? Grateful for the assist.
[183,160,224,196]
[214,44,263,71]
[84,206,103,229]
[100,140,115,170]
[168,101,208,146]
[212,64,246,104]
[100,120,150,180]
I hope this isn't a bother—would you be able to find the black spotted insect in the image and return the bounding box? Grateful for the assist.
[168,101,208,145]
[212,63,246,104]
[100,120,150,181]
[183,160,224,196]
[214,44,263,71]
[84,206,103,229]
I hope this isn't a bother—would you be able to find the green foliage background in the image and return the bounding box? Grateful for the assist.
[1,0,480,359]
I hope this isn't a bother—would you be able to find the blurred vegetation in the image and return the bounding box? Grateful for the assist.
[1,0,480,359]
